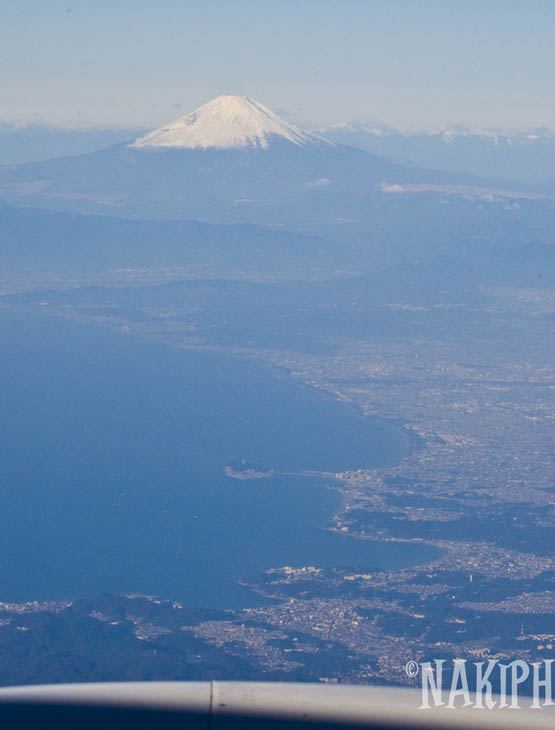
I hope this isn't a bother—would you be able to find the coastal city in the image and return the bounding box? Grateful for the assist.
[1,261,552,687]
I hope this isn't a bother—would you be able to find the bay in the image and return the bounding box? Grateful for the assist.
[0,308,437,608]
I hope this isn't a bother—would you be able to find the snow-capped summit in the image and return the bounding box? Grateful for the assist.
[130,95,333,151]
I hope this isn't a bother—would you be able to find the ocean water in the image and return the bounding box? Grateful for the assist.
[0,308,437,608]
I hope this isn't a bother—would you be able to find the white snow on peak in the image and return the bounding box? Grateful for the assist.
[130,95,333,150]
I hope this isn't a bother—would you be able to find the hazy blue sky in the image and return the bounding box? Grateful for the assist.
[2,0,554,131]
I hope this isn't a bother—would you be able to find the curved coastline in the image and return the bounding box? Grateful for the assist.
[0,307,439,609]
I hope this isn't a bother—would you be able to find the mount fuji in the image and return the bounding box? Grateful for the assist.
[130,95,333,151]
[1,96,552,282]
[0,95,474,231]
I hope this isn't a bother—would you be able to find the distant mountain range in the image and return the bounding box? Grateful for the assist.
[0,95,491,230]
[318,122,555,186]
[0,95,553,277]
[1,105,553,188]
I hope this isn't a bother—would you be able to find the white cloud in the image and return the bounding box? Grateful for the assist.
[380,183,406,193]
